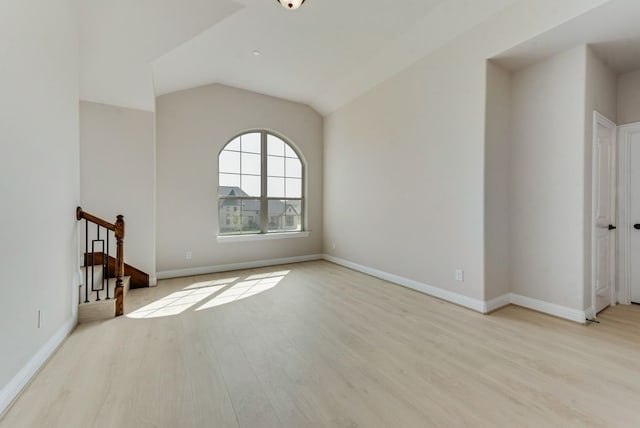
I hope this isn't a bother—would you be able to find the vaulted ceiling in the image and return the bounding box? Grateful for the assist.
[76,0,517,114]
[75,0,242,112]
[76,0,640,114]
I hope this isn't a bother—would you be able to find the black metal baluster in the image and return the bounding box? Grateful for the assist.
[84,219,89,303]
[94,225,101,301]
[106,232,110,300]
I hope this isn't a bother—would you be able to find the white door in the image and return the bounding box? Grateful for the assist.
[592,112,617,314]
[629,127,640,303]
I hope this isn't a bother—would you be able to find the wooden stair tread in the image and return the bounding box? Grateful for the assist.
[83,252,149,289]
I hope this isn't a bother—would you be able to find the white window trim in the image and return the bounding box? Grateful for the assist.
[217,231,309,243]
[218,130,306,237]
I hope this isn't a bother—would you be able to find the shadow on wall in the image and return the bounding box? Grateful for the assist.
[127,270,290,319]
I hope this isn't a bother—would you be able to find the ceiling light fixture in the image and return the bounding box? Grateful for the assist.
[277,0,305,10]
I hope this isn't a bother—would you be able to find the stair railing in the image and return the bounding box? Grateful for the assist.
[76,207,126,316]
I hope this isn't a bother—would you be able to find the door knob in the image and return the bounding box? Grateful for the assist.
[634,224,640,230]
[608,224,617,230]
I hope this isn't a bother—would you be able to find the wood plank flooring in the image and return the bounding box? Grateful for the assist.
[3,260,640,427]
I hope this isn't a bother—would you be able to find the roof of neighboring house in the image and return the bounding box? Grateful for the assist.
[285,205,299,216]
[219,186,298,216]
[219,186,249,197]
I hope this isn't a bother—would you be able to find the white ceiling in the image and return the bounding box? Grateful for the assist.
[76,0,243,111]
[492,0,640,73]
[77,0,517,114]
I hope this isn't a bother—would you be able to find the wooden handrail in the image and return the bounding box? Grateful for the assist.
[76,207,116,232]
[76,207,126,316]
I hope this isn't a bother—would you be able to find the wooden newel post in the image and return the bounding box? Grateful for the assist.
[115,215,125,316]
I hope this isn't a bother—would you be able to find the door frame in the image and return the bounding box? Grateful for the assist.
[617,121,640,305]
[591,111,617,317]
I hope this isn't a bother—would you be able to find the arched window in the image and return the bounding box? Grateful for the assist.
[218,130,304,235]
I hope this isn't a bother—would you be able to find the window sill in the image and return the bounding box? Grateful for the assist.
[217,231,310,243]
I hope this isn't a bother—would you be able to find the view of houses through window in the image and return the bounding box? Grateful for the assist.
[218,131,303,235]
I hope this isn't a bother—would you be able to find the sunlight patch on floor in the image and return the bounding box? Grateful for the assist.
[195,275,286,311]
[127,285,223,319]
[127,270,290,318]
[183,277,239,290]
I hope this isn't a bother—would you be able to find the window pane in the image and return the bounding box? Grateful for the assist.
[219,150,240,173]
[219,198,240,234]
[285,157,302,178]
[241,153,261,175]
[268,155,285,177]
[268,199,302,232]
[241,199,261,233]
[285,144,297,158]
[268,177,285,197]
[219,198,260,234]
[226,137,240,151]
[241,133,261,154]
[219,173,240,190]
[285,178,302,198]
[241,175,261,197]
[267,135,285,156]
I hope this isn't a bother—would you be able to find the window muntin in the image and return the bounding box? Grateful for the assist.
[218,131,304,235]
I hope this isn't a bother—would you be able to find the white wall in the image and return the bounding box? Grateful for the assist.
[484,46,617,313]
[484,61,512,301]
[0,0,79,412]
[585,49,617,126]
[323,0,605,304]
[155,84,323,273]
[618,69,640,125]
[324,48,487,300]
[584,47,617,310]
[509,46,587,310]
[79,101,156,281]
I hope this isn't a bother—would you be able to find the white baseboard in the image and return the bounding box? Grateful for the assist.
[158,253,588,324]
[156,254,324,280]
[149,276,157,287]
[484,294,511,313]
[322,255,588,323]
[0,317,76,417]
[510,293,586,323]
[323,255,488,313]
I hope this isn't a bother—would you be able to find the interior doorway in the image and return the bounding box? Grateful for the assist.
[617,120,640,305]
[592,112,617,315]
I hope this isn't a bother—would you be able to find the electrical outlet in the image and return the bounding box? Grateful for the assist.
[455,269,464,282]
[185,251,193,260]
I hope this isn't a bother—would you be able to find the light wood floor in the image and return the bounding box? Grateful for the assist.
[3,260,640,427]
